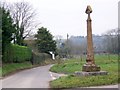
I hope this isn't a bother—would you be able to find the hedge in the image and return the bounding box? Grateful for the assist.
[32,52,51,65]
[3,44,32,63]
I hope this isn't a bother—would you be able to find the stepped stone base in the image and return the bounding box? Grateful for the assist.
[75,71,108,76]
[82,64,101,72]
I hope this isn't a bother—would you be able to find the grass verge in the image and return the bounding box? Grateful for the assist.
[50,54,119,88]
[2,62,33,77]
[0,67,2,77]
[2,59,57,77]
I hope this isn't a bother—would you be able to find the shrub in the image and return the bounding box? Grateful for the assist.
[2,44,13,63]
[3,44,32,63]
[32,52,51,65]
[12,44,32,63]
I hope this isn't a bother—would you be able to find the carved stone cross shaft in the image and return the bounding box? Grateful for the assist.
[86,5,95,65]
[82,5,100,72]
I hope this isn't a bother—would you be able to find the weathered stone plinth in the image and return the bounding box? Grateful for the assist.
[75,71,108,76]
[82,64,100,72]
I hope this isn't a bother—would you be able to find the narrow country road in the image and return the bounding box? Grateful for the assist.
[2,64,119,89]
[2,65,53,88]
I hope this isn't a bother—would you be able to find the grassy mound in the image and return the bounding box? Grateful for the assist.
[50,54,119,88]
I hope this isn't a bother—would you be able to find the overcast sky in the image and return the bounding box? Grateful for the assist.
[3,0,119,38]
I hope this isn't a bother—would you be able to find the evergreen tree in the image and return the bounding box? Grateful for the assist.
[1,7,15,60]
[35,27,57,54]
[2,7,15,49]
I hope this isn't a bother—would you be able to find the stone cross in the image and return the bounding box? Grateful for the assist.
[86,5,94,65]
[82,5,100,72]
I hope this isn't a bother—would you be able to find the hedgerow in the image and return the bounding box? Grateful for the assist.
[3,44,32,63]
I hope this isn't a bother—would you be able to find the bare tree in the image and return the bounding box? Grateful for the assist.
[9,2,38,45]
[103,28,119,54]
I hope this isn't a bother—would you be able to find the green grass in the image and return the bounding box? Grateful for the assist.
[50,54,119,88]
[50,60,84,74]
[0,67,2,77]
[3,44,32,63]
[2,62,33,76]
[50,74,118,88]
[12,44,32,62]
[2,59,58,77]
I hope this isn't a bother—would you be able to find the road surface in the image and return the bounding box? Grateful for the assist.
[88,84,119,88]
[2,65,53,88]
[2,64,119,89]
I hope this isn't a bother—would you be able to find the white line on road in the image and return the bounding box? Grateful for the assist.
[49,72,56,80]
